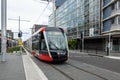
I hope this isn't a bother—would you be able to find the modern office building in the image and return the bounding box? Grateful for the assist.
[55,0,66,9]
[49,0,120,54]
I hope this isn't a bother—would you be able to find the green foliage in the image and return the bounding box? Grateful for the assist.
[7,46,25,53]
[68,39,77,50]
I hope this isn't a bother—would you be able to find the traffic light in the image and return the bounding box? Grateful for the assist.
[18,31,22,37]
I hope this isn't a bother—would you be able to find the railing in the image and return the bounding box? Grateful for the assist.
[81,47,107,56]
[111,9,120,16]
[111,24,120,30]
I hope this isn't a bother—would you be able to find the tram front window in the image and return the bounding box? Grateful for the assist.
[46,31,67,50]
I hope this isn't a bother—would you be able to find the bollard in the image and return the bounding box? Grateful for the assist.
[106,47,109,56]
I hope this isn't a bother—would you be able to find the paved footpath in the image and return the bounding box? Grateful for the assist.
[69,50,120,60]
[0,52,48,80]
[0,54,26,80]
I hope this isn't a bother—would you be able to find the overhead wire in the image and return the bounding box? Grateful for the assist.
[33,0,48,5]
[35,1,50,22]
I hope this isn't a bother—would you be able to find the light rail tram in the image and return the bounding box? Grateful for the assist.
[25,27,69,62]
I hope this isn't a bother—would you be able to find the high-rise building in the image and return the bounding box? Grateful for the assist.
[49,0,120,54]
[55,0,66,9]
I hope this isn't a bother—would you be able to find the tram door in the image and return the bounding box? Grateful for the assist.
[39,32,48,54]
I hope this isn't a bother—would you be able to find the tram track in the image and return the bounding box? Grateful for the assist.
[50,64,74,80]
[32,55,110,80]
[50,62,108,80]
[68,57,108,80]
[25,48,120,80]
[66,62,108,80]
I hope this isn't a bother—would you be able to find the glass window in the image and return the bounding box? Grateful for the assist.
[119,1,120,9]
[32,36,39,50]
[118,16,120,24]
[46,31,67,50]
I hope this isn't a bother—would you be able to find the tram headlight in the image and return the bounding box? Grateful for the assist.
[57,52,66,55]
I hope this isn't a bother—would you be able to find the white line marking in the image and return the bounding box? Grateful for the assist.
[105,56,120,60]
[22,46,48,80]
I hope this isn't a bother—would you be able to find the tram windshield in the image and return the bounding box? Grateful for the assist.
[46,31,67,50]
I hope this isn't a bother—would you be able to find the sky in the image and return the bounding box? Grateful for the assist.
[0,0,52,41]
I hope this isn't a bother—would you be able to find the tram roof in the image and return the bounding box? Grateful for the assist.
[32,27,63,36]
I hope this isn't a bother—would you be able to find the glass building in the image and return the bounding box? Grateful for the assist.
[55,0,66,9]
[49,0,120,54]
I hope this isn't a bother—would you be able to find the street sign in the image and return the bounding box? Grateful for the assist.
[18,40,22,46]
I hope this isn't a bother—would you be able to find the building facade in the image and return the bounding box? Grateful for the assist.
[0,30,14,39]
[102,0,120,53]
[32,24,48,34]
[49,0,120,54]
[55,0,66,9]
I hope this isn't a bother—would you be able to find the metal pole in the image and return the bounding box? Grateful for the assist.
[18,16,22,54]
[108,33,111,56]
[82,32,84,53]
[19,16,20,33]
[1,0,7,62]
[52,0,56,27]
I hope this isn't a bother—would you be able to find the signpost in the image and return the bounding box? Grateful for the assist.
[18,40,22,46]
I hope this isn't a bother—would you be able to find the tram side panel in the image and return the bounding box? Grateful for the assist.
[31,27,69,62]
[32,32,53,62]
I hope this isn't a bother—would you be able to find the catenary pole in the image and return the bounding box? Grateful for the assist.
[41,0,56,27]
[8,16,30,54]
[52,0,56,27]
[19,16,22,54]
[1,0,7,62]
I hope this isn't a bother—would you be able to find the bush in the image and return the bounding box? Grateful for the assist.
[7,46,25,53]
[68,39,77,50]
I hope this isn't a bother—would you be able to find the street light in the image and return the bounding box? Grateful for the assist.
[1,0,7,62]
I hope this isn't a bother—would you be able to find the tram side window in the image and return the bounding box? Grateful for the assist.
[41,39,47,50]
[32,36,39,50]
[40,32,47,50]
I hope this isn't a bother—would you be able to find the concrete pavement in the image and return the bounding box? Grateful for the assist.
[23,49,48,80]
[0,52,48,80]
[69,50,120,60]
[0,54,26,80]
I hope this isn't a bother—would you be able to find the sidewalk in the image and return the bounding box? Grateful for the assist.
[0,54,26,80]
[69,50,120,60]
[0,52,48,80]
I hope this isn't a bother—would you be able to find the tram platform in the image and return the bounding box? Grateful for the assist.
[0,54,26,80]
[0,53,48,80]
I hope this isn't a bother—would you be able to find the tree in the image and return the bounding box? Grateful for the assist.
[68,39,77,50]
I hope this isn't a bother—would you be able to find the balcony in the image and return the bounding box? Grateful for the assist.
[103,9,120,22]
[102,0,117,9]
[111,24,120,31]
[111,9,120,16]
